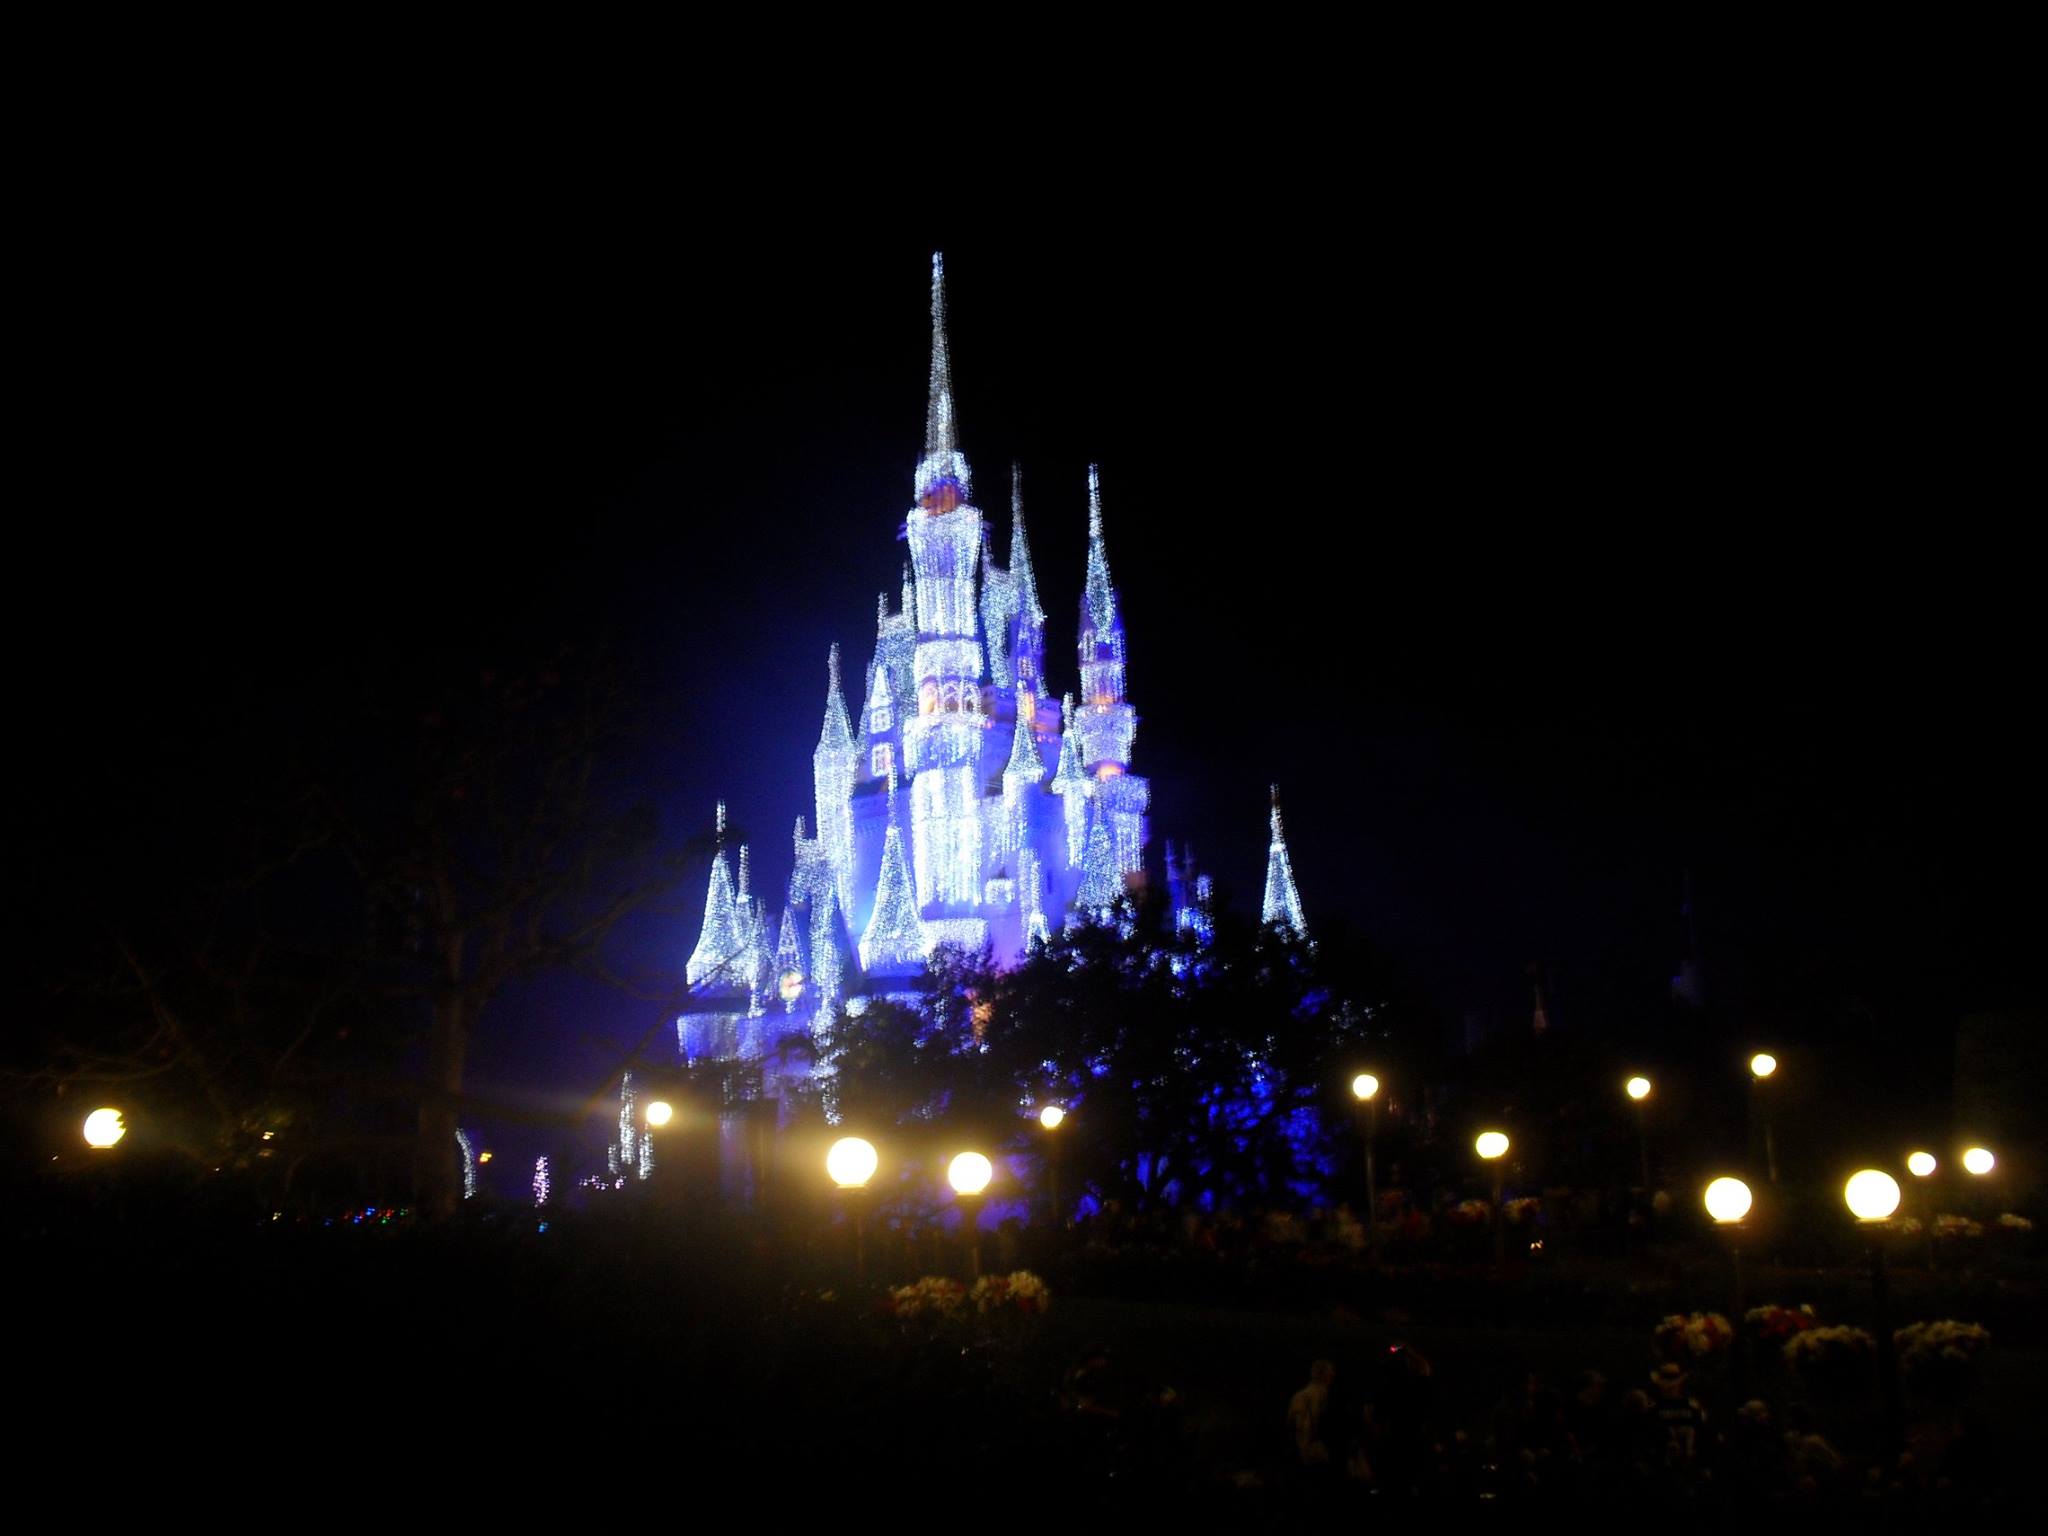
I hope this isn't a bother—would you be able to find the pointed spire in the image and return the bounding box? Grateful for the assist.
[1075,799,1121,914]
[914,253,970,507]
[773,901,804,1012]
[736,843,751,903]
[1050,694,1087,792]
[1083,464,1117,634]
[817,642,855,751]
[687,808,743,988]
[860,771,926,975]
[1004,693,1048,786]
[1261,784,1309,940]
[1011,462,1044,624]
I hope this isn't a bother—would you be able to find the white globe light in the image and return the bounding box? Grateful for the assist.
[644,1100,674,1127]
[1749,1053,1777,1079]
[1906,1151,1936,1178]
[1844,1169,1901,1222]
[1351,1073,1380,1102]
[1038,1105,1066,1130]
[83,1108,126,1149]
[1626,1076,1651,1101]
[825,1136,878,1190]
[1704,1176,1752,1224]
[1474,1131,1509,1161]
[947,1151,994,1196]
[1962,1146,1995,1176]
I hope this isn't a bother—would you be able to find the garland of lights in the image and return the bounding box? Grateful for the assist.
[533,1156,551,1208]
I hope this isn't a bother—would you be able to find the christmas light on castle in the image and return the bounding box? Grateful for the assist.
[679,256,1306,1080]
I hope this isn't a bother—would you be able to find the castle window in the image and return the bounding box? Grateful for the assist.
[872,704,893,733]
[919,682,937,716]
[872,743,893,779]
[942,683,960,713]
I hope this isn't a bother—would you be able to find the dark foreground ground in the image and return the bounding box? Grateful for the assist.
[18,1201,2042,1523]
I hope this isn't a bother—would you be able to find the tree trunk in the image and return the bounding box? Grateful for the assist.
[416,996,467,1219]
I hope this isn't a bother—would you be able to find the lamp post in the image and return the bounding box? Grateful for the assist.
[1352,1074,1380,1255]
[1475,1131,1509,1265]
[1038,1105,1066,1229]
[82,1108,126,1149]
[1844,1169,1904,1460]
[1705,1176,1754,1389]
[1748,1054,1779,1185]
[1907,1151,1937,1270]
[948,1151,994,1280]
[1625,1076,1652,1190]
[826,1136,878,1284]
[644,1100,674,1129]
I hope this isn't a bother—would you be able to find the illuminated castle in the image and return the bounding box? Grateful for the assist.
[678,257,1305,1074]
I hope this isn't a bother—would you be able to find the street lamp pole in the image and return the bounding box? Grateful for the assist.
[1626,1077,1652,1190]
[1352,1075,1380,1256]
[1846,1169,1905,1462]
[826,1137,879,1286]
[1476,1131,1509,1266]
[1749,1054,1779,1185]
[1706,1176,1753,1393]
[948,1152,994,1281]
[1038,1105,1066,1230]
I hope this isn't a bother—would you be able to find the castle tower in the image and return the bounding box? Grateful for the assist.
[1072,466,1149,894]
[902,253,990,918]
[813,643,859,920]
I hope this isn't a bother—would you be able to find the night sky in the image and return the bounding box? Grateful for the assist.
[20,163,2041,1142]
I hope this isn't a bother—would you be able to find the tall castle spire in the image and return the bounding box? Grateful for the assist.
[1261,785,1309,940]
[814,643,858,922]
[914,252,970,509]
[860,770,926,974]
[1083,463,1118,637]
[1012,463,1044,626]
[686,802,743,987]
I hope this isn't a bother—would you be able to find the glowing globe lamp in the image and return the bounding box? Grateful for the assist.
[1038,1105,1066,1131]
[1626,1076,1651,1101]
[83,1108,126,1149]
[644,1100,674,1128]
[1906,1151,1936,1178]
[947,1151,994,1196]
[1475,1131,1509,1161]
[1962,1146,1995,1176]
[1749,1053,1777,1079]
[1844,1169,1901,1222]
[1704,1176,1752,1225]
[1352,1074,1380,1102]
[825,1136,878,1190]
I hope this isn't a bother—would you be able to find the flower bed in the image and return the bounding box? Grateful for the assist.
[1654,1311,1733,1359]
[1895,1319,1991,1400]
[1745,1303,1818,1342]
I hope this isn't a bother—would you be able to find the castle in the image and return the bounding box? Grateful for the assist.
[676,257,1305,1080]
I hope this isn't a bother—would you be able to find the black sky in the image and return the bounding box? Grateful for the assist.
[18,135,2042,1118]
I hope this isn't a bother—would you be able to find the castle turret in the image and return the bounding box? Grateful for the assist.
[902,252,989,916]
[1261,785,1309,940]
[686,802,744,987]
[1072,465,1149,890]
[814,643,859,918]
[859,773,926,974]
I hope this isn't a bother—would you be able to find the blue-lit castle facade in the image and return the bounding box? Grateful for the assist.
[678,257,1304,1082]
